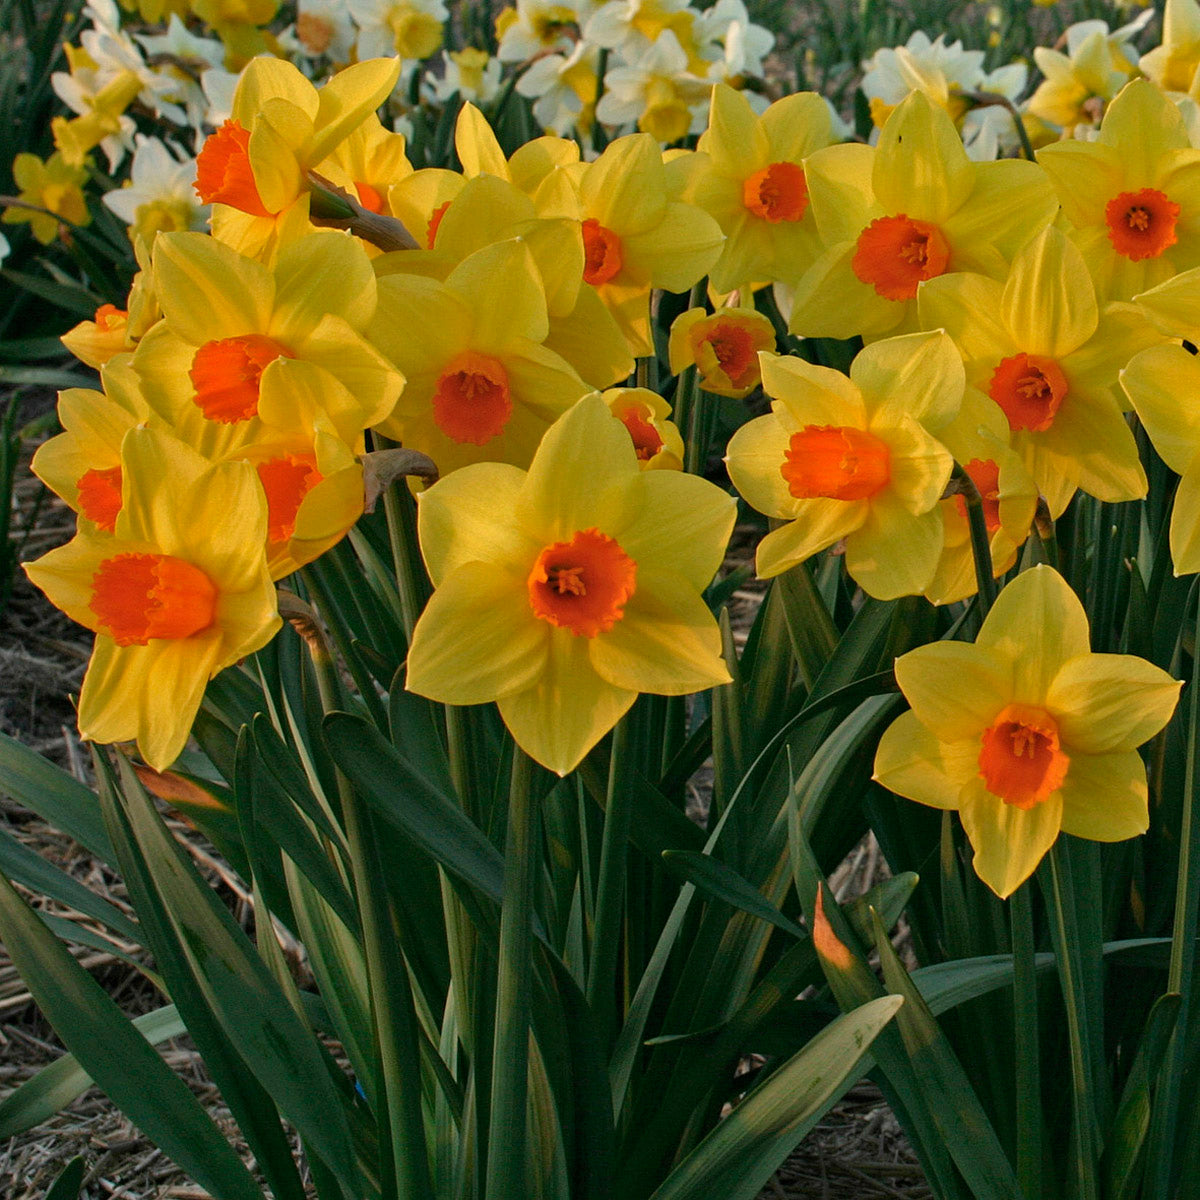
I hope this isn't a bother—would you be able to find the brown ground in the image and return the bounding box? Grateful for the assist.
[0,397,930,1199]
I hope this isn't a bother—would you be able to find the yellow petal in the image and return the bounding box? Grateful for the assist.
[894,641,1011,741]
[873,711,977,809]
[1170,455,1200,575]
[724,410,795,519]
[248,100,309,212]
[417,461,536,583]
[918,273,1011,365]
[406,561,549,704]
[544,284,635,388]
[1002,226,1098,360]
[455,101,509,180]
[588,566,730,694]
[1098,79,1189,179]
[854,330,964,430]
[884,417,955,516]
[977,564,1090,700]
[844,497,943,600]
[309,57,402,166]
[803,143,876,247]
[1135,265,1200,341]
[760,352,867,426]
[233,57,318,126]
[1047,653,1180,753]
[873,91,972,224]
[581,133,667,235]
[446,240,549,348]
[755,500,865,578]
[1036,139,1123,233]
[1058,751,1149,842]
[497,631,636,775]
[621,201,724,294]
[699,83,769,181]
[788,242,905,341]
[959,777,1063,898]
[271,231,376,344]
[947,159,1057,270]
[1123,344,1200,475]
[761,91,833,162]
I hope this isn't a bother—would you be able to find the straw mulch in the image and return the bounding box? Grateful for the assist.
[0,405,930,1198]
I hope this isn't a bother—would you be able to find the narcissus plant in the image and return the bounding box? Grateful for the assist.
[724,331,963,599]
[874,565,1180,898]
[24,428,281,771]
[405,394,736,774]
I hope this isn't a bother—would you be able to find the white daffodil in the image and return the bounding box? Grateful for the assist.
[103,136,209,244]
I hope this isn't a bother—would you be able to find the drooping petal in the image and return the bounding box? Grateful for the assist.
[756,500,866,578]
[1058,750,1150,841]
[873,711,977,809]
[406,560,549,704]
[959,776,1063,898]
[497,631,637,775]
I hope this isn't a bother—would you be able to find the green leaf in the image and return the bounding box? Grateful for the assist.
[44,1156,85,1200]
[773,562,838,688]
[0,730,113,863]
[660,850,805,939]
[0,872,264,1200]
[323,710,506,905]
[647,995,904,1200]
[0,1006,186,1138]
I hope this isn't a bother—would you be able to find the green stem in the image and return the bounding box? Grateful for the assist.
[485,749,538,1200]
[373,434,430,642]
[956,464,997,617]
[309,637,433,1200]
[586,715,636,1048]
[1010,882,1042,1199]
[1145,579,1200,1198]
[1045,841,1100,1200]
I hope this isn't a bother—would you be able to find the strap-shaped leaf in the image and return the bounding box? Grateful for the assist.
[648,995,903,1200]
[0,872,263,1200]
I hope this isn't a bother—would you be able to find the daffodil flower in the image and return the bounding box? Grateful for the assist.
[667,305,775,397]
[724,331,963,599]
[406,393,735,774]
[24,428,281,771]
[602,386,684,469]
[875,565,1180,897]
[788,91,1055,342]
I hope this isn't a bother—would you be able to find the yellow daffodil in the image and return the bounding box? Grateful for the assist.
[313,114,413,232]
[1120,337,1200,574]
[370,238,591,475]
[61,303,132,369]
[132,230,402,461]
[875,565,1180,897]
[1037,80,1200,305]
[2,152,90,244]
[667,305,775,397]
[406,393,735,774]
[378,173,634,391]
[542,132,724,356]
[724,331,963,598]
[31,359,150,532]
[195,55,400,258]
[678,84,836,294]
[602,387,684,469]
[788,92,1055,342]
[454,103,581,205]
[1139,0,1200,94]
[192,0,278,68]
[24,427,281,771]
[918,225,1155,517]
[923,387,1039,606]
[51,70,142,167]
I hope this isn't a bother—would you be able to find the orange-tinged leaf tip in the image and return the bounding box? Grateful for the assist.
[988,352,1067,433]
[527,527,637,637]
[133,763,232,811]
[742,161,809,223]
[977,703,1069,809]
[432,350,512,445]
[89,553,217,646]
[852,213,950,301]
[813,885,855,970]
[1105,188,1179,262]
[782,425,891,501]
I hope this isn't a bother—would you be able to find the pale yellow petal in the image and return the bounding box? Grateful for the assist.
[1170,455,1200,575]
[917,273,1010,364]
[853,329,964,430]
[270,231,376,345]
[760,352,867,426]
[724,411,795,519]
[700,84,769,180]
[894,641,1011,741]
[1002,226,1098,360]
[959,777,1063,898]
[1122,344,1200,474]
[755,501,865,578]
[873,91,972,224]
[844,496,943,600]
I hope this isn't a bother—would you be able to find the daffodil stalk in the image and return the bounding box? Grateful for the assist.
[951,462,998,617]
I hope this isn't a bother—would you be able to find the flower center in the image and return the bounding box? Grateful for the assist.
[387,3,444,60]
[988,353,1068,433]
[527,527,637,637]
[432,350,512,445]
[742,161,809,223]
[1105,188,1179,261]
[354,181,385,213]
[89,552,217,647]
[77,465,123,533]
[696,320,759,388]
[582,218,624,286]
[978,703,1070,809]
[952,458,1002,534]
[612,402,663,460]
[194,120,272,217]
[781,425,892,501]
[93,303,126,333]
[189,334,293,424]
[852,214,951,301]
[427,200,450,248]
[256,454,324,543]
